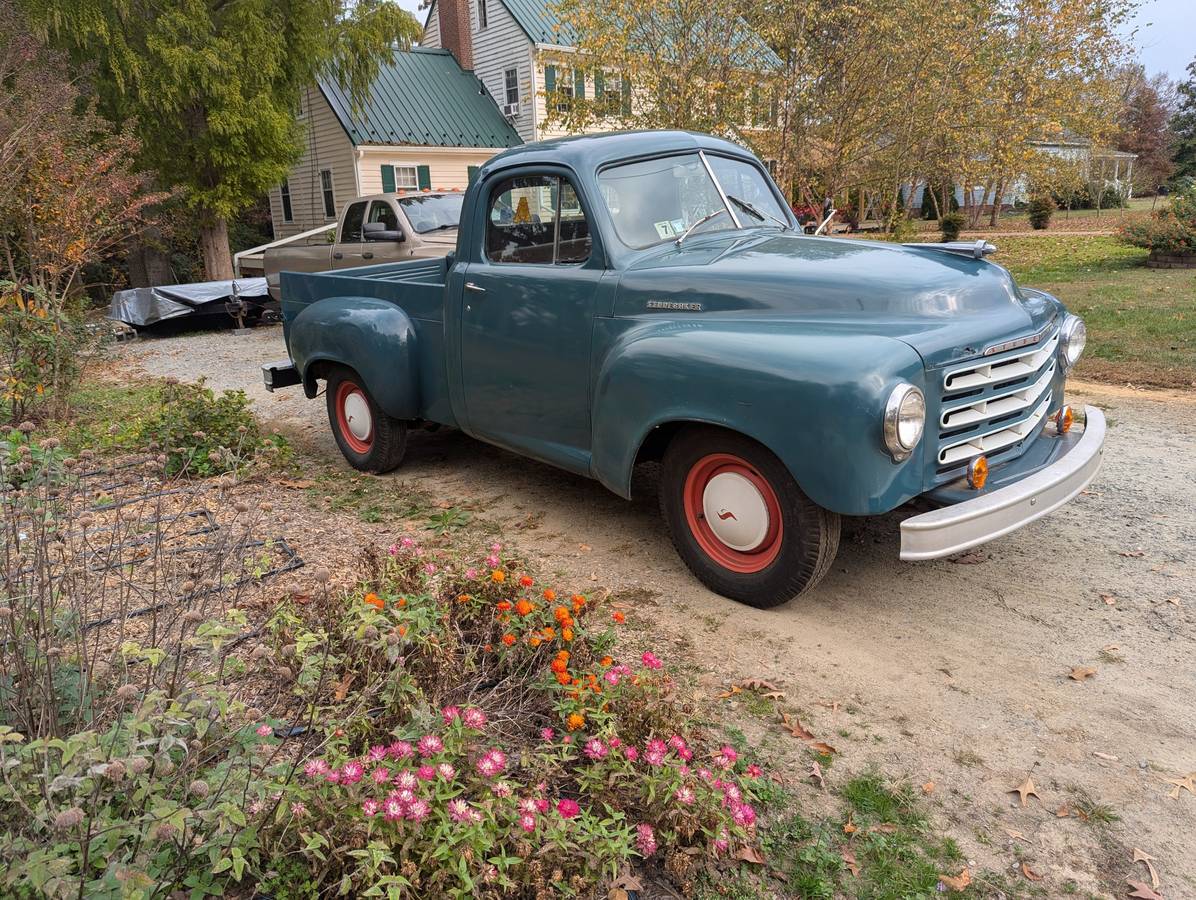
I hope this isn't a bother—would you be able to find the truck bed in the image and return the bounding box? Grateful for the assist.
[280,256,448,323]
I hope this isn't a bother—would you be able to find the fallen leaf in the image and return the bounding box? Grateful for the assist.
[761,691,785,700]
[610,868,642,891]
[1010,776,1041,807]
[1022,862,1044,881]
[1166,597,1181,607]
[843,819,858,834]
[1056,804,1071,818]
[1119,550,1145,557]
[1101,593,1117,605]
[809,741,838,756]
[779,712,815,741]
[1127,880,1163,900]
[742,678,781,692]
[1103,644,1120,652]
[1132,849,1160,889]
[1093,751,1119,761]
[922,781,935,794]
[608,891,628,900]
[578,544,592,552]
[1069,666,1098,681]
[735,845,765,865]
[717,685,742,699]
[938,868,972,892]
[815,699,841,715]
[1164,772,1196,800]
[1004,828,1027,842]
[333,672,355,701]
[808,760,825,789]
[841,848,860,876]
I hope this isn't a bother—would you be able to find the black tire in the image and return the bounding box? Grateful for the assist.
[325,367,408,474]
[660,427,840,608]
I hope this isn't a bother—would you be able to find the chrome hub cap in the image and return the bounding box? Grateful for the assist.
[702,472,770,551]
[343,391,372,443]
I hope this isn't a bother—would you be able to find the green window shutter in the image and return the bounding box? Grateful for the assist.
[594,70,605,97]
[467,165,479,185]
[380,165,396,193]
[417,165,432,190]
[574,68,585,100]
[620,76,632,115]
[545,64,556,94]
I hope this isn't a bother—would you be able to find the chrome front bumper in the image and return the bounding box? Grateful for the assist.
[900,406,1105,560]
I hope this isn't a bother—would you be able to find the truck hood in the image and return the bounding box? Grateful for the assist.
[618,231,1060,368]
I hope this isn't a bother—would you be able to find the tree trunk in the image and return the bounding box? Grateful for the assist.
[126,226,176,288]
[199,215,234,281]
[988,178,1005,227]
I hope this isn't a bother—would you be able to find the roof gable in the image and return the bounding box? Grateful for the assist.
[319,47,522,149]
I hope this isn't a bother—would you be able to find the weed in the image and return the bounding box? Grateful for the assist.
[953,748,985,768]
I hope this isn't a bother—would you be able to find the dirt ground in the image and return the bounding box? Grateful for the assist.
[122,325,1195,898]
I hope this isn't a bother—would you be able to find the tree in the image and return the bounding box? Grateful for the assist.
[1172,57,1196,184]
[1117,66,1174,194]
[20,0,421,280]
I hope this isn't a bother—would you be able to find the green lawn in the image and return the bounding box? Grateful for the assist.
[995,235,1196,389]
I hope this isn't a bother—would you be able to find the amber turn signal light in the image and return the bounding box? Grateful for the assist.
[967,455,989,490]
[1054,405,1074,434]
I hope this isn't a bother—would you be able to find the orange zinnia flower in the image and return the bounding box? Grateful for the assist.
[497,600,512,612]
[612,611,625,624]
[501,633,516,646]
[397,624,407,637]
[519,575,533,587]
[541,627,555,639]
[515,599,533,616]
[491,570,505,583]
[566,713,585,731]
[543,589,557,601]
[551,658,568,674]
[457,594,471,603]
[555,672,571,685]
[364,593,384,610]
[600,656,612,667]
[553,606,570,623]
[529,635,542,647]
[561,628,573,642]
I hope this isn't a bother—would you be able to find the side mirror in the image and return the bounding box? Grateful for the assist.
[363,222,404,242]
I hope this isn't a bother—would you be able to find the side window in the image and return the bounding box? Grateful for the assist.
[367,200,399,232]
[341,201,367,243]
[485,174,590,265]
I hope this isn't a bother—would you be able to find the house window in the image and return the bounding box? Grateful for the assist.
[319,170,336,219]
[280,180,294,223]
[504,68,519,106]
[545,65,572,112]
[478,0,487,28]
[394,165,419,190]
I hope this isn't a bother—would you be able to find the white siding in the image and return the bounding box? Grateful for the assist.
[268,87,357,238]
[421,1,441,47]
[470,0,536,141]
[533,53,619,141]
[355,146,503,194]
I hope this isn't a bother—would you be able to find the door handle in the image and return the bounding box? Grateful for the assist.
[332,251,343,260]
[464,281,486,293]
[362,251,374,260]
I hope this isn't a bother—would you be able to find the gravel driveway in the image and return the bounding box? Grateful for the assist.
[123,324,1196,896]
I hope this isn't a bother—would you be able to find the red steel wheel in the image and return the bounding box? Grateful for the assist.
[682,453,784,573]
[334,380,374,454]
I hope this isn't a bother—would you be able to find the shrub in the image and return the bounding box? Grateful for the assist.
[0,281,89,424]
[1121,187,1196,255]
[939,212,965,241]
[1027,196,1056,230]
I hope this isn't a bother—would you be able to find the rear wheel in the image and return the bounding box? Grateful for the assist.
[660,427,839,607]
[325,368,407,473]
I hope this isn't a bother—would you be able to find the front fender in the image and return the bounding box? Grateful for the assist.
[287,297,420,420]
[591,319,928,516]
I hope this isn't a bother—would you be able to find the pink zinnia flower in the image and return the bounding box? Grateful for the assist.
[644,739,667,766]
[424,563,438,575]
[676,785,695,805]
[624,746,639,762]
[290,802,307,817]
[388,544,399,556]
[417,765,435,781]
[463,707,487,729]
[493,781,513,798]
[392,788,416,805]
[256,724,273,737]
[362,799,380,817]
[401,537,416,549]
[436,762,456,780]
[636,823,657,856]
[447,799,472,823]
[609,737,622,749]
[584,738,608,760]
[722,783,742,803]
[407,798,430,822]
[372,766,391,784]
[534,797,550,813]
[387,741,414,760]
[304,759,330,778]
[341,761,364,784]
[519,812,537,832]
[714,831,730,853]
[441,706,461,724]
[556,798,580,819]
[733,802,756,827]
[383,797,404,821]
[485,554,500,568]
[465,567,478,579]
[668,735,686,751]
[679,765,690,776]
[746,764,763,778]
[367,745,387,762]
[540,727,555,742]
[720,745,739,763]
[417,735,443,756]
[490,541,503,552]
[324,769,342,784]
[395,770,417,790]
[518,797,538,814]
[697,767,713,781]
[641,651,662,670]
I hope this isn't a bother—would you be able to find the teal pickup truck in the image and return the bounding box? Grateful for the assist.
[265,131,1104,608]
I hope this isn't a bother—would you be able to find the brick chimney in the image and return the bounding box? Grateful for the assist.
[437,0,474,70]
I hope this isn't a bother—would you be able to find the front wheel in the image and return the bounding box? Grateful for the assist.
[660,427,840,608]
[325,368,407,473]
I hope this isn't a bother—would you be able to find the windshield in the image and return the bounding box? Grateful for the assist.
[398,193,465,234]
[597,152,786,249]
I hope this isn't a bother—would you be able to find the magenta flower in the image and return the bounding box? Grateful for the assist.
[676,785,695,805]
[367,745,387,762]
[465,567,478,579]
[441,706,461,724]
[383,797,404,821]
[372,767,391,784]
[417,735,443,756]
[304,759,330,778]
[667,735,686,751]
[407,798,430,822]
[539,727,555,742]
[583,738,608,760]
[609,736,622,749]
[401,537,416,549]
[604,670,621,686]
[492,781,513,798]
[697,767,713,781]
[476,748,507,778]
[424,562,438,575]
[746,764,763,778]
[644,739,667,766]
[256,724,273,737]
[518,812,537,832]
[395,770,417,790]
[392,788,416,805]
[556,798,580,819]
[722,782,742,803]
[714,830,730,853]
[641,651,662,670]
[485,554,500,568]
[436,762,456,780]
[534,797,550,814]
[518,797,538,814]
[624,746,640,762]
[636,823,657,856]
[463,707,487,729]
[388,544,399,556]
[290,802,307,817]
[733,802,756,827]
[387,741,414,760]
[362,799,380,817]
[340,762,364,784]
[324,769,342,784]
[447,799,472,823]
[490,541,503,552]
[416,765,435,781]
[720,745,739,763]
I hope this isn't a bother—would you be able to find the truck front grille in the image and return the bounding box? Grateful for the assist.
[933,326,1059,478]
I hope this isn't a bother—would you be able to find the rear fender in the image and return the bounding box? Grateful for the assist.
[591,320,928,516]
[288,297,420,420]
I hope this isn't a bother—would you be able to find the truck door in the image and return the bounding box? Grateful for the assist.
[361,200,412,265]
[458,172,601,466]
[332,200,367,269]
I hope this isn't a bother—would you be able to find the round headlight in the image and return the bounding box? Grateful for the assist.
[1060,314,1086,369]
[883,383,925,460]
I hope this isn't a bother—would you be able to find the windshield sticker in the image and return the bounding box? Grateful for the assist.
[654,220,677,239]
[670,218,685,234]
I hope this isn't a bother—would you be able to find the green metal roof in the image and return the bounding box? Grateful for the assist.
[319,48,522,149]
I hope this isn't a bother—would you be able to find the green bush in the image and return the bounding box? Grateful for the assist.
[939,212,965,241]
[1027,196,1056,230]
[132,379,285,476]
[1121,187,1196,255]
[0,281,89,425]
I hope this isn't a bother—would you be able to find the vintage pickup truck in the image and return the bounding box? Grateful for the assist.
[261,191,464,302]
[265,131,1104,607]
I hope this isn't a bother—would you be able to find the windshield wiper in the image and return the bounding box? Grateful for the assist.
[725,194,790,230]
[675,208,729,247]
